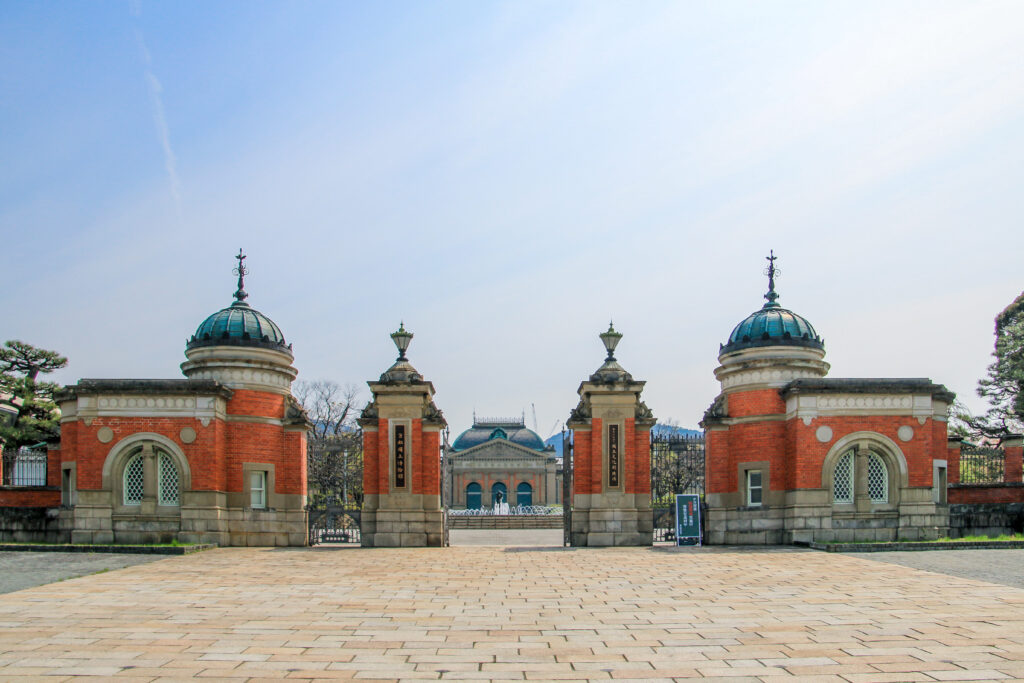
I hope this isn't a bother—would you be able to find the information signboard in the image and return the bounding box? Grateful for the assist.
[675,494,702,546]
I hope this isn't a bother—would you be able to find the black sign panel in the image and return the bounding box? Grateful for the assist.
[394,424,407,489]
[675,494,702,546]
[608,423,620,488]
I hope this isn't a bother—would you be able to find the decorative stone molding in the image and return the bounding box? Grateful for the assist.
[815,426,833,443]
[786,393,938,423]
[897,425,914,442]
[97,427,114,443]
[179,427,197,444]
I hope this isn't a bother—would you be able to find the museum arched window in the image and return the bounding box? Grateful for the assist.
[516,482,532,507]
[832,451,854,504]
[867,452,888,503]
[116,441,185,509]
[466,482,482,509]
[158,452,180,506]
[123,453,145,505]
[491,481,507,505]
[831,447,893,505]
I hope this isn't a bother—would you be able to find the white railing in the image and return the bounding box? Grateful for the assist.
[2,448,48,487]
[448,505,561,517]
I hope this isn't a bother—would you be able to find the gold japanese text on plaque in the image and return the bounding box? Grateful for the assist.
[394,424,407,488]
[608,423,620,488]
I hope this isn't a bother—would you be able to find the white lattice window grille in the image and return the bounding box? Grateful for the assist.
[123,454,144,505]
[833,451,854,504]
[867,452,888,503]
[157,452,180,506]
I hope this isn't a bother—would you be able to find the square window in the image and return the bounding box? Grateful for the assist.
[747,469,762,506]
[251,471,267,509]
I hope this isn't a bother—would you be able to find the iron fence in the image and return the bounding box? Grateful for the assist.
[1,447,47,487]
[959,444,1005,484]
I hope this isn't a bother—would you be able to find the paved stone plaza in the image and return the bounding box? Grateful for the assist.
[1,546,1024,681]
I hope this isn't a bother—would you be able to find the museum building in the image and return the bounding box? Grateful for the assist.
[49,252,310,546]
[444,417,561,509]
[701,255,955,544]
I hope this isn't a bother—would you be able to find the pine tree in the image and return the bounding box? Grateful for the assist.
[964,293,1024,442]
[0,340,68,449]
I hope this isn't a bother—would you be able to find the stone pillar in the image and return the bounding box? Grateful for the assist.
[1004,435,1023,484]
[359,324,447,547]
[947,437,963,484]
[567,324,656,546]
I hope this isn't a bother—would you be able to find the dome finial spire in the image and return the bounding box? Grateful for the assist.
[763,250,781,307]
[233,248,249,305]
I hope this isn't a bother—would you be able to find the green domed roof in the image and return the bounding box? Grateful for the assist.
[188,302,289,351]
[722,252,824,354]
[451,418,549,452]
[186,250,291,353]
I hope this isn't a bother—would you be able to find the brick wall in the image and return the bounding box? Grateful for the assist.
[707,407,949,495]
[0,488,61,507]
[949,483,1024,505]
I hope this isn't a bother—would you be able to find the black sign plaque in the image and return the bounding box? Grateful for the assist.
[394,424,407,489]
[608,423,620,488]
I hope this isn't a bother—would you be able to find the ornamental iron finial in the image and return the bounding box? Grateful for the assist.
[233,248,249,304]
[599,321,623,361]
[390,321,413,361]
[763,250,781,307]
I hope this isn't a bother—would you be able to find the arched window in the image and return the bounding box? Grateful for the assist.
[867,452,888,503]
[120,446,181,507]
[832,448,890,505]
[123,453,144,505]
[158,452,180,506]
[516,482,532,507]
[465,482,482,509]
[491,481,507,505]
[833,451,854,504]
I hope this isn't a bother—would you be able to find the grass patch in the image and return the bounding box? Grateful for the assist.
[823,534,1024,545]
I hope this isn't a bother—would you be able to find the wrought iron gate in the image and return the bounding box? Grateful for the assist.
[308,504,361,544]
[650,432,704,542]
[562,428,573,546]
[306,435,364,545]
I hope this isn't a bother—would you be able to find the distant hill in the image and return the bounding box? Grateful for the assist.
[544,423,700,458]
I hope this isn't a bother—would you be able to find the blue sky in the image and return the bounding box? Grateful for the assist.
[3,2,1023,437]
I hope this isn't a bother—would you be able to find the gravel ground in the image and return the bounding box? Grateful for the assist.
[0,552,166,595]
[850,548,1024,589]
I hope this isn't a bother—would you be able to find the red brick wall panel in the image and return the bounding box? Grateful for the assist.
[1005,445,1023,484]
[728,390,786,418]
[572,429,592,495]
[363,429,379,496]
[0,489,61,507]
[949,484,1024,504]
[226,390,286,418]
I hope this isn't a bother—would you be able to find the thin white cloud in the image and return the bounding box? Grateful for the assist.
[134,26,183,225]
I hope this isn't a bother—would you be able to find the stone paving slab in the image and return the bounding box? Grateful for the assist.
[0,545,1022,681]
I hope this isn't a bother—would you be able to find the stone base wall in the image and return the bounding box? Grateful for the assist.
[949,502,1024,537]
[361,509,444,547]
[570,494,653,546]
[68,490,307,546]
[706,488,949,544]
[0,506,71,543]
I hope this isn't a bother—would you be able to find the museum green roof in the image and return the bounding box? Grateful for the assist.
[451,418,549,452]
